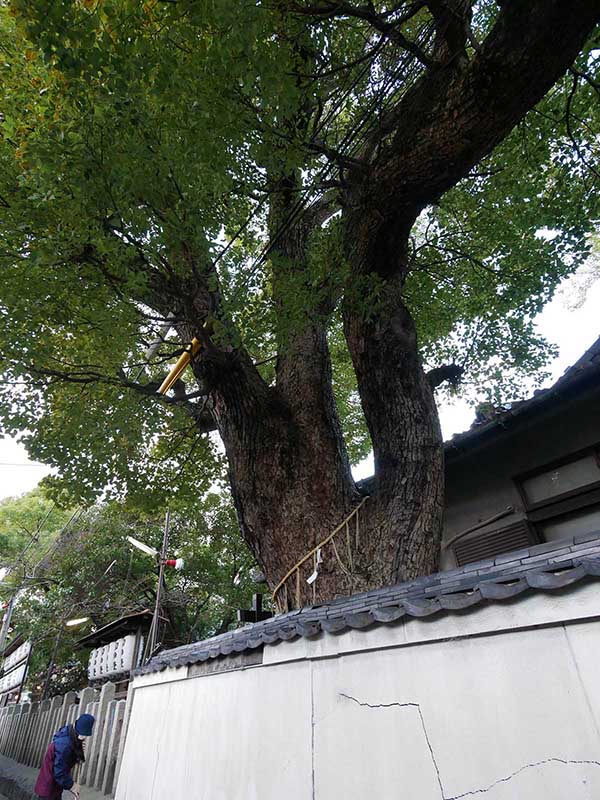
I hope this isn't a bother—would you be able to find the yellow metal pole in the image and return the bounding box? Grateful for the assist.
[157,338,202,395]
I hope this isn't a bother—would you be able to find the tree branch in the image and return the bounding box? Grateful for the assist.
[304,188,341,227]
[427,0,475,64]
[362,0,600,226]
[27,362,218,434]
[306,138,370,170]
[289,0,434,67]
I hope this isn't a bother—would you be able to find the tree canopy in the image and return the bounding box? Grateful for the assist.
[0,490,258,696]
[0,488,72,565]
[0,1,598,599]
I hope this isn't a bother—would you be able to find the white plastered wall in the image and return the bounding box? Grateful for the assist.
[115,660,313,800]
[116,582,600,800]
[312,621,600,799]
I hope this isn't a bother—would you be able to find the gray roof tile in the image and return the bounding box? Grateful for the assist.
[525,563,587,589]
[136,531,600,676]
[583,558,600,576]
[494,550,527,565]
[445,336,600,457]
[479,577,528,600]
[372,605,406,623]
[575,531,600,544]
[567,544,600,559]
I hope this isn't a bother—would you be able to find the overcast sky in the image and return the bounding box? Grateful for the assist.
[1,267,599,500]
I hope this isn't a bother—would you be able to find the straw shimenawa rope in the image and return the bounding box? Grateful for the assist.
[272,497,369,609]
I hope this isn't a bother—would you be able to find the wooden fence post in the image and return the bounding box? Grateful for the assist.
[59,692,77,729]
[102,699,126,796]
[79,700,100,785]
[29,698,50,767]
[0,707,8,753]
[21,700,39,765]
[7,703,23,759]
[37,695,62,766]
[0,705,12,754]
[82,682,115,787]
[78,686,99,718]
[12,702,30,762]
[93,698,116,789]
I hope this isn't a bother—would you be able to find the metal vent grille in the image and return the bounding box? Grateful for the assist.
[453,520,537,567]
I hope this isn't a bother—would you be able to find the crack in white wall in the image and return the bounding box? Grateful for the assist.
[339,693,600,799]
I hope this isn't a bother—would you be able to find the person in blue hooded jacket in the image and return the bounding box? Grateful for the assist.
[34,713,95,799]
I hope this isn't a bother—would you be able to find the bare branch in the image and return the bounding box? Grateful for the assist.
[289,0,434,67]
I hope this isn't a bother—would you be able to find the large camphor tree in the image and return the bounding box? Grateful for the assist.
[0,0,599,604]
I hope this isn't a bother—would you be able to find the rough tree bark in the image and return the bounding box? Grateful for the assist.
[336,0,600,590]
[174,0,599,605]
[181,174,359,605]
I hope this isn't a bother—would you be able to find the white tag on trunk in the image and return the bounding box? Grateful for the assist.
[307,548,323,585]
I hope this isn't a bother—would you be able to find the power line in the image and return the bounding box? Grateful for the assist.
[210,39,383,271]
[131,35,389,370]
[132,25,435,378]
[0,462,49,468]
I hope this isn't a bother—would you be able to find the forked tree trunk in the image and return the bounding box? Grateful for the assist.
[183,0,600,605]
[187,229,444,605]
[195,335,443,606]
[191,346,359,605]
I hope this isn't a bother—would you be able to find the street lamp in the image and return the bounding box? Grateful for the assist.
[126,536,158,558]
[126,535,184,570]
[65,617,90,628]
[127,513,183,663]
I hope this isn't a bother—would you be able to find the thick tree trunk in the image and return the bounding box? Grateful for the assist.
[184,185,360,604]
[343,212,444,585]
[179,0,600,605]
[190,345,359,606]
[185,213,444,602]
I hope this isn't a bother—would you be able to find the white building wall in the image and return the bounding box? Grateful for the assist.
[116,661,313,800]
[116,583,600,800]
[312,622,600,799]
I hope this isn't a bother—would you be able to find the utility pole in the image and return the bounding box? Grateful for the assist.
[145,510,170,663]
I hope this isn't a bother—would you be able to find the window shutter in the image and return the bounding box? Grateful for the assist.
[453,520,537,567]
